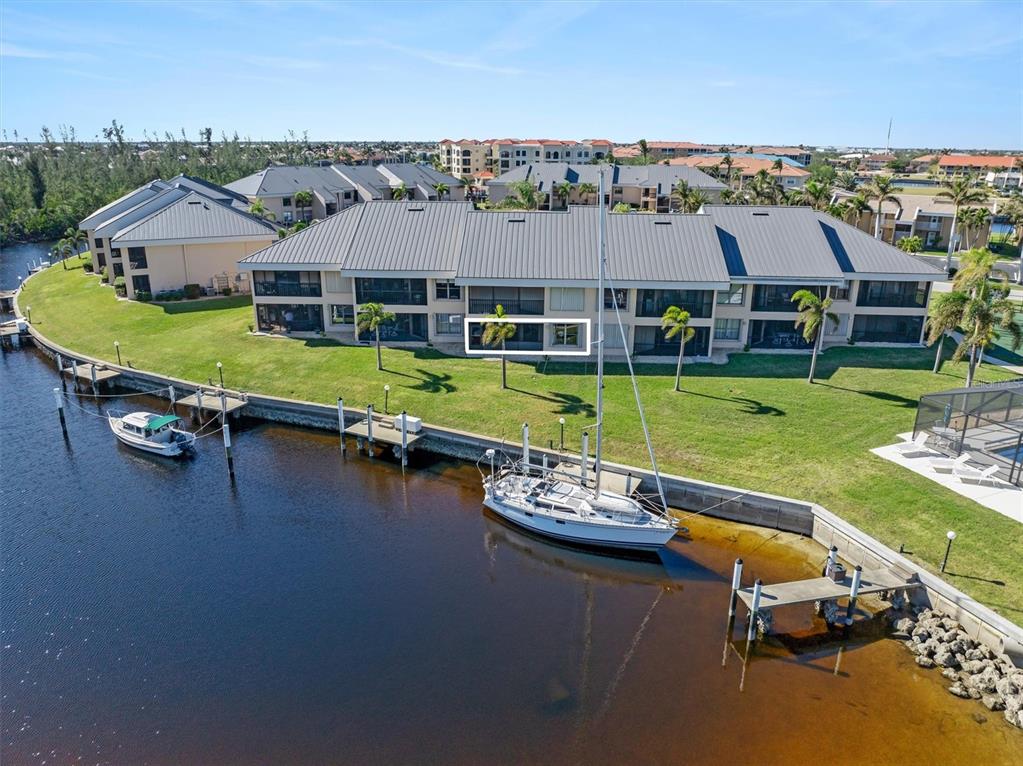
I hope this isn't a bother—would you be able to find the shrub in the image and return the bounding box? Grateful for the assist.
[101,266,109,282]
[136,290,152,302]
[247,323,254,333]
[83,261,94,273]
[113,276,126,297]
[221,286,233,296]
[183,283,202,299]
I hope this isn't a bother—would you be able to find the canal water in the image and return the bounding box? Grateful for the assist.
[3,250,1022,764]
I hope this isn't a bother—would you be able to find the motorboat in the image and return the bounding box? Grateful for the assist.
[108,411,196,456]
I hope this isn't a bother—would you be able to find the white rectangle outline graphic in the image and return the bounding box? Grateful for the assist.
[462,316,592,356]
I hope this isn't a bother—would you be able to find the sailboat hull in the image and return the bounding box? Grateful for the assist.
[483,495,677,551]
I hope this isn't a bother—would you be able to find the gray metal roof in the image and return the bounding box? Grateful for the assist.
[111,192,277,244]
[815,214,945,277]
[458,207,729,284]
[489,162,725,192]
[165,174,250,204]
[241,201,472,271]
[79,180,170,230]
[225,165,357,198]
[703,205,847,282]
[94,187,189,238]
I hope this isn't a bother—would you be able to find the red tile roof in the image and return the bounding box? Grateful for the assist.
[939,154,1020,169]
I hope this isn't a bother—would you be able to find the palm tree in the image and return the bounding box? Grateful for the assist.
[791,289,838,383]
[638,139,649,164]
[954,288,1022,386]
[392,183,409,201]
[721,154,734,188]
[357,302,396,371]
[496,180,543,210]
[748,169,780,204]
[936,175,988,270]
[953,247,999,295]
[670,180,692,212]
[772,158,784,184]
[719,188,738,205]
[687,189,711,212]
[960,206,991,249]
[660,306,695,392]
[554,181,573,210]
[798,180,831,211]
[248,198,276,221]
[577,182,597,205]
[481,304,517,389]
[897,235,923,253]
[433,182,449,200]
[294,189,313,221]
[864,175,900,241]
[925,290,968,372]
[843,192,873,227]
[835,170,858,192]
[65,226,87,259]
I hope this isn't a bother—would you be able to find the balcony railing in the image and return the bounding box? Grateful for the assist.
[355,291,427,306]
[468,298,545,315]
[254,282,322,297]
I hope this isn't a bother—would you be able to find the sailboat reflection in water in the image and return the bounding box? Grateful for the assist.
[479,170,679,552]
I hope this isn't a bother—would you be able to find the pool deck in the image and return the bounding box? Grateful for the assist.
[872,433,1022,524]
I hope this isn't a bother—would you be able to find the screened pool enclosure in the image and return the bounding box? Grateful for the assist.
[913,381,1023,486]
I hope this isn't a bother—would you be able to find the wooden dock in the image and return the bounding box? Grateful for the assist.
[736,568,914,612]
[344,417,423,449]
[61,362,121,384]
[178,390,247,416]
[551,461,638,495]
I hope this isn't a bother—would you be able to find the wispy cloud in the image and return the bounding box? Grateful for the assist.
[237,54,322,71]
[1,41,61,59]
[710,80,737,88]
[483,1,598,53]
[327,37,526,76]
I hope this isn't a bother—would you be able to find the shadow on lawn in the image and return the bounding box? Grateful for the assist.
[158,296,252,315]
[677,386,787,416]
[816,384,918,408]
[407,369,457,394]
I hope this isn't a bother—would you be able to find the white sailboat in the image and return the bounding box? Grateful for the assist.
[108,411,196,456]
[480,170,678,551]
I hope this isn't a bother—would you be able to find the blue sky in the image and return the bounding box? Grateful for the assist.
[1,0,1021,148]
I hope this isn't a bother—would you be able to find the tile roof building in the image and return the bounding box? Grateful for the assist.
[438,138,613,176]
[237,201,941,356]
[80,175,277,300]
[669,154,811,190]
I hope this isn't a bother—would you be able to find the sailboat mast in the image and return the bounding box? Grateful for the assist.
[593,169,606,497]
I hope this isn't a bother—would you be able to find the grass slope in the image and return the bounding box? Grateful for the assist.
[21,257,1023,618]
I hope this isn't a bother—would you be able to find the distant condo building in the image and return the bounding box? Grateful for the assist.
[438,138,613,177]
[668,154,811,190]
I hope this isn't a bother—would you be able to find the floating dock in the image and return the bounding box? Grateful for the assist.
[61,362,121,384]
[344,417,423,449]
[736,568,914,613]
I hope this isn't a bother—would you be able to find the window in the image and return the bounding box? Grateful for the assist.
[93,237,103,250]
[751,284,823,312]
[253,270,321,297]
[330,305,354,324]
[127,247,147,269]
[282,197,292,207]
[714,318,741,340]
[469,286,544,315]
[435,313,463,335]
[636,289,713,318]
[283,212,293,224]
[552,324,580,346]
[604,288,628,310]
[832,287,850,301]
[354,277,427,305]
[851,315,924,343]
[716,285,745,305]
[605,323,629,349]
[97,252,106,268]
[131,275,151,294]
[435,280,462,300]
[112,263,124,277]
[856,281,929,308]
[549,287,584,311]
[634,326,710,356]
[111,248,122,259]
[324,272,348,293]
[361,312,428,342]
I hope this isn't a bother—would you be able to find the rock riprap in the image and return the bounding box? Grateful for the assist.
[893,608,1023,729]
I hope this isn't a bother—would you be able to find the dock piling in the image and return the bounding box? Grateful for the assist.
[223,420,235,482]
[824,545,839,577]
[400,410,408,468]
[195,388,204,421]
[90,364,98,394]
[522,422,530,470]
[581,431,589,486]
[219,391,228,425]
[746,579,763,642]
[625,472,633,495]
[366,404,374,452]
[53,387,67,439]
[70,359,79,388]
[168,385,176,410]
[729,558,744,618]
[337,398,346,454]
[845,565,863,625]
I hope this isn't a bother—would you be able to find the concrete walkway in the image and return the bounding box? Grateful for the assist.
[872,434,1022,524]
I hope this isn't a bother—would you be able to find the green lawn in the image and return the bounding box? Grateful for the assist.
[21,256,1023,619]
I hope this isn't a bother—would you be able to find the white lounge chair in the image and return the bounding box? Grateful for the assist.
[894,432,931,456]
[953,463,1003,487]
[930,454,971,474]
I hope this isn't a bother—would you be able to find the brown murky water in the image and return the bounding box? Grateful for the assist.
[2,348,1021,765]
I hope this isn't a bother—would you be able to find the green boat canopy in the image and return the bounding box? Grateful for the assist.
[147,414,181,431]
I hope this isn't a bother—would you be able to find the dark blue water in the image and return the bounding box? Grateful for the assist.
[0,242,55,295]
[2,267,1021,762]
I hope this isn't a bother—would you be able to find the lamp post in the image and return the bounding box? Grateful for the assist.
[384,384,390,415]
[559,417,565,450]
[217,361,224,388]
[114,341,121,366]
[941,530,957,573]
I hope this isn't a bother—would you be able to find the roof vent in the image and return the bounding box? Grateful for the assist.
[507,217,526,223]
[407,206,424,212]
[752,211,769,216]
[654,220,672,225]
[187,200,202,205]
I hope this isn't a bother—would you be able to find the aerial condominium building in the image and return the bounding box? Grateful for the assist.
[237,201,942,357]
[79,175,277,300]
[437,138,613,176]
